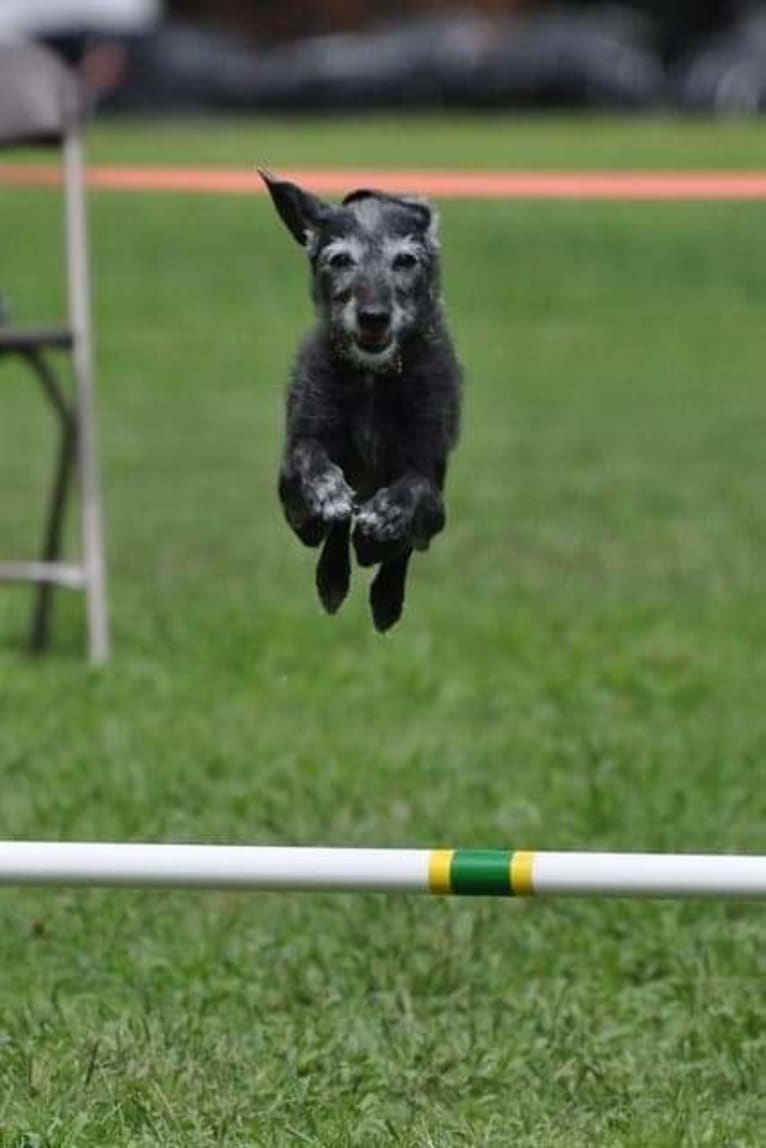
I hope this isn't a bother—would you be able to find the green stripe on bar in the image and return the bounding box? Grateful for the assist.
[450,850,513,896]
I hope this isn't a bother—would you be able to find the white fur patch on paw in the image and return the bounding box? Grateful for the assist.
[307,466,354,522]
[356,491,408,542]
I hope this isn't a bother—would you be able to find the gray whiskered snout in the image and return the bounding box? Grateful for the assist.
[355,304,393,350]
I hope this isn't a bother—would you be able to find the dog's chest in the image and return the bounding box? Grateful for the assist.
[350,375,388,470]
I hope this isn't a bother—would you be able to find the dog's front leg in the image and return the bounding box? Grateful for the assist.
[279,438,354,548]
[352,474,445,568]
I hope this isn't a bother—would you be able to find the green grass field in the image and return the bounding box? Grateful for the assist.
[1,116,765,1146]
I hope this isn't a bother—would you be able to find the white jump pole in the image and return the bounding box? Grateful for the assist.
[0,843,765,898]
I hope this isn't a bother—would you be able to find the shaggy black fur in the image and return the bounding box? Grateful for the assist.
[261,170,462,631]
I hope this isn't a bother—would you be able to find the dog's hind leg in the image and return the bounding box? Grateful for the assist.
[316,519,352,615]
[369,549,412,633]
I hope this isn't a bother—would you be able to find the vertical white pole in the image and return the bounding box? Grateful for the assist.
[64,129,110,663]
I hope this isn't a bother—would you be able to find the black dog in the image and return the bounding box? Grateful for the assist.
[261,170,462,631]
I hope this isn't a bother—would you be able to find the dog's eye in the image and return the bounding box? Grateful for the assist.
[327,250,355,270]
[392,251,418,271]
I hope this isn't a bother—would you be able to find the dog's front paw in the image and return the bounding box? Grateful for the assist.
[306,465,354,524]
[352,489,410,567]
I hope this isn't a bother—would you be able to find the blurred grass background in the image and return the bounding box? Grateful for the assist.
[0,117,765,1145]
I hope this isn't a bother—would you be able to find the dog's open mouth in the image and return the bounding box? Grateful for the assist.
[356,332,393,354]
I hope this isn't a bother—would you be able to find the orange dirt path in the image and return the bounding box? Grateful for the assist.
[2,164,766,199]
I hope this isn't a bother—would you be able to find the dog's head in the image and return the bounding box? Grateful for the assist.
[260,170,441,371]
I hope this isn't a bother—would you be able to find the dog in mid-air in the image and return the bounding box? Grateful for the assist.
[260,169,462,632]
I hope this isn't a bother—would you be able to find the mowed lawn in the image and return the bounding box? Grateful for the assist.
[1,117,765,1146]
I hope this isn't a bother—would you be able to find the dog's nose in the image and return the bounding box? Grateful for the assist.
[357,305,391,332]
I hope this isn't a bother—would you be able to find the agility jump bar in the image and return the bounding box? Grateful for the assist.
[1,844,765,898]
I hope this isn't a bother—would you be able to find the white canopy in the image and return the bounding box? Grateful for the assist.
[0,0,161,36]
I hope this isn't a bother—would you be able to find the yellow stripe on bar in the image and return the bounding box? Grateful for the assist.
[429,849,454,894]
[510,850,536,895]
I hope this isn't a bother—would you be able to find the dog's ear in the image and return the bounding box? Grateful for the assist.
[401,196,440,247]
[343,188,439,245]
[258,168,329,249]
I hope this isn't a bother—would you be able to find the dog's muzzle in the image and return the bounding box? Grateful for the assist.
[355,305,393,352]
